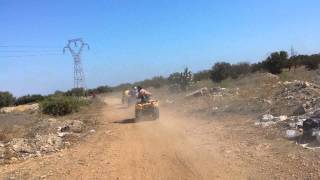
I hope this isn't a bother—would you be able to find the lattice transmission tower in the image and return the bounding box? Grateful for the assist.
[63,38,90,89]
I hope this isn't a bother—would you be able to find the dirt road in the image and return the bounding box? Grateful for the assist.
[1,96,320,179]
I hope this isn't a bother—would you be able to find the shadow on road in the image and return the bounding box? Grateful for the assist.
[113,118,156,124]
[113,118,136,124]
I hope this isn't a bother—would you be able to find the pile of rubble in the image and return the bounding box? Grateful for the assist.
[0,119,93,164]
[271,80,320,116]
[255,80,320,148]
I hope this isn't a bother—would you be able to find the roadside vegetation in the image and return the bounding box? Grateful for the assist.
[40,95,88,116]
[110,51,320,91]
[1,50,320,114]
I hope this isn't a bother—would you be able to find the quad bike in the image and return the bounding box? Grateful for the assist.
[135,99,160,120]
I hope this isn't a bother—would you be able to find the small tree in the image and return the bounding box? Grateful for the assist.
[250,62,263,73]
[180,68,193,91]
[210,62,231,82]
[303,59,319,70]
[193,70,211,82]
[230,62,251,79]
[262,51,288,74]
[168,68,193,91]
[168,72,181,84]
[0,91,15,108]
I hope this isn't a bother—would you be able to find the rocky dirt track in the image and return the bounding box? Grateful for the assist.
[1,95,320,180]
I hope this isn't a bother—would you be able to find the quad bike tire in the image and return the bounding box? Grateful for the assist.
[152,107,160,120]
[135,109,143,120]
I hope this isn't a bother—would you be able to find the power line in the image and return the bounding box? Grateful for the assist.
[0,45,60,48]
[0,50,60,53]
[0,53,62,58]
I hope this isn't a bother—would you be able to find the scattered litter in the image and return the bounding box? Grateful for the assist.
[285,130,301,139]
[298,143,320,150]
[255,114,288,127]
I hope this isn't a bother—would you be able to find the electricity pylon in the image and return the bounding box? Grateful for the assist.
[63,38,90,89]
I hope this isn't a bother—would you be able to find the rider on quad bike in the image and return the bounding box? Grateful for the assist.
[135,86,159,120]
[137,86,152,103]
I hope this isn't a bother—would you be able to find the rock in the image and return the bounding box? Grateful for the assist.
[9,138,35,153]
[212,107,219,111]
[61,120,84,133]
[261,114,274,122]
[263,99,272,105]
[35,151,42,157]
[0,146,5,159]
[285,130,301,139]
[10,157,18,162]
[35,134,63,153]
[311,109,320,118]
[261,121,277,128]
[264,73,279,80]
[57,132,70,138]
[292,105,306,116]
[279,115,288,121]
[64,142,71,147]
[89,129,96,133]
[289,122,297,128]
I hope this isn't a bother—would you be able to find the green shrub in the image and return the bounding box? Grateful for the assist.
[230,62,251,79]
[40,96,88,116]
[193,70,211,82]
[65,88,86,97]
[168,68,193,91]
[0,91,15,108]
[261,51,288,74]
[210,62,232,82]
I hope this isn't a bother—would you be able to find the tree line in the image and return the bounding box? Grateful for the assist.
[1,50,319,108]
[0,86,113,108]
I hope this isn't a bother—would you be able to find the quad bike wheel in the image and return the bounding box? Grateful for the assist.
[152,107,160,120]
[135,109,143,120]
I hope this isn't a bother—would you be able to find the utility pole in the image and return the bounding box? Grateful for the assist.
[63,38,90,89]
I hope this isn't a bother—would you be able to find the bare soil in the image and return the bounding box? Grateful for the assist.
[1,95,320,179]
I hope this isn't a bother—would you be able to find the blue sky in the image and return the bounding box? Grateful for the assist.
[1,0,320,96]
